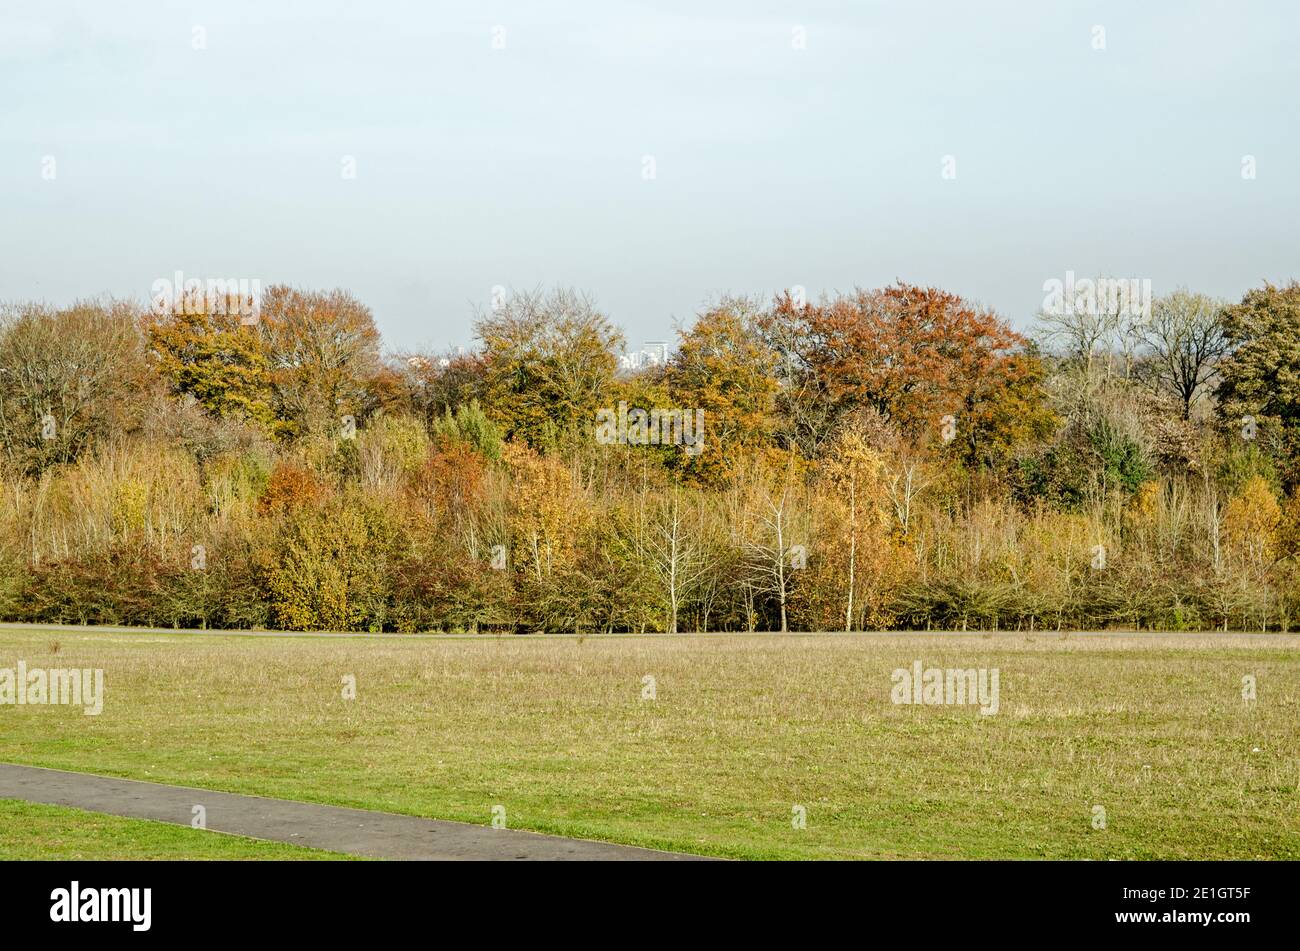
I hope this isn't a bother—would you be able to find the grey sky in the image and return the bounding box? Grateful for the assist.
[2,0,1297,351]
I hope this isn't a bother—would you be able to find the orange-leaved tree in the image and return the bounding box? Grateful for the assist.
[800,283,1054,468]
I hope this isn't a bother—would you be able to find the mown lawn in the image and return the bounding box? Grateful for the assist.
[1,626,1296,859]
[0,798,350,860]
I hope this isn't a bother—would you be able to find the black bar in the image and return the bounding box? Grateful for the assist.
[1,859,1289,938]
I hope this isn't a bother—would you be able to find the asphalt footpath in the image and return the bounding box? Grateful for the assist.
[0,763,709,861]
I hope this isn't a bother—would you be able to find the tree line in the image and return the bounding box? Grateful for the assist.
[2,277,1299,632]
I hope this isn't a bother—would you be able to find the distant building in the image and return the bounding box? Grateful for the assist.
[619,340,670,371]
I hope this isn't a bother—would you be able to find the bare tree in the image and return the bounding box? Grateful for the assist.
[643,482,709,633]
[740,460,804,632]
[880,438,934,536]
[1035,296,1118,376]
[1113,309,1147,383]
[1141,289,1229,419]
[759,292,838,458]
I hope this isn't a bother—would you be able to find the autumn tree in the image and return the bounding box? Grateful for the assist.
[261,498,399,631]
[476,287,622,453]
[665,297,779,484]
[564,502,663,633]
[147,294,274,429]
[1222,475,1282,569]
[821,424,888,630]
[393,350,486,431]
[592,373,682,473]
[0,300,151,474]
[503,439,591,584]
[259,286,383,438]
[397,439,508,632]
[259,461,328,515]
[1216,281,1300,488]
[799,283,1054,467]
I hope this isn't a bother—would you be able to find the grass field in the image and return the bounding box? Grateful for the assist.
[0,798,349,860]
[1,625,1297,859]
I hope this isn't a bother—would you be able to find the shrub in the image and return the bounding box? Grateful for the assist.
[262,499,400,631]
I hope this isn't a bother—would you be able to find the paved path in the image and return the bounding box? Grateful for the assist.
[0,763,707,861]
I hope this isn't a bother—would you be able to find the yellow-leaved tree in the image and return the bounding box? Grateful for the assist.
[1222,475,1282,569]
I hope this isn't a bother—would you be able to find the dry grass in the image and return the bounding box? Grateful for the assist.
[1,626,1296,859]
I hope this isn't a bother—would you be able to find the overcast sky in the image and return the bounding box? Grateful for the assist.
[2,0,1297,351]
